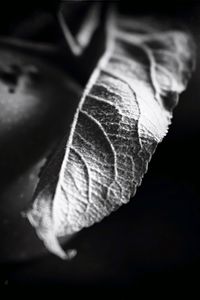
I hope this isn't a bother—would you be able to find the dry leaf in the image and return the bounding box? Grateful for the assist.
[26,10,195,259]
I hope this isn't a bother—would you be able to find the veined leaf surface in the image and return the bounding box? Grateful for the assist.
[27,11,195,259]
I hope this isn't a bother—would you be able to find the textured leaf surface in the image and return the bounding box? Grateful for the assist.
[27,11,195,259]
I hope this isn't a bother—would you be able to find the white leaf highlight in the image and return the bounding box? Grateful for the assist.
[26,11,195,259]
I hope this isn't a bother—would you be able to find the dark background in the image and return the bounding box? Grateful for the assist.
[0,0,200,290]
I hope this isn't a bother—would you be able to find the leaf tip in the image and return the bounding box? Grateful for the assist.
[42,232,77,260]
[26,207,75,260]
[42,232,68,260]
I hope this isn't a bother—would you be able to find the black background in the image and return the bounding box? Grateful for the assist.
[0,0,200,290]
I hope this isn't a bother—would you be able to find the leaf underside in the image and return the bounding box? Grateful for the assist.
[27,11,195,259]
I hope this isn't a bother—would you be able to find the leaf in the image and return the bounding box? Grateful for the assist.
[58,2,102,56]
[26,10,195,259]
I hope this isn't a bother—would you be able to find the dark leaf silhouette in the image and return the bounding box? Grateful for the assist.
[26,10,195,259]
